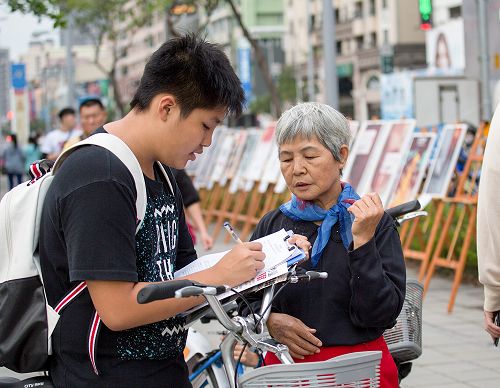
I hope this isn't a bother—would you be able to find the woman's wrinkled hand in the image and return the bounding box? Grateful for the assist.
[347,192,384,250]
[267,312,322,359]
[287,234,311,262]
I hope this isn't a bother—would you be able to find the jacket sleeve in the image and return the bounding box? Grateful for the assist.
[478,104,500,311]
[348,214,406,328]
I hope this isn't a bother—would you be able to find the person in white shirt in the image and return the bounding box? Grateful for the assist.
[477,103,500,343]
[40,107,81,160]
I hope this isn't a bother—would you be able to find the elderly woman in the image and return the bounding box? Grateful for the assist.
[250,103,405,387]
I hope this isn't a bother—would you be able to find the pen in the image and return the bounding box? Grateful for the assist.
[223,221,243,243]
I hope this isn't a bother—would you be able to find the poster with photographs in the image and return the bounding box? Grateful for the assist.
[229,129,261,193]
[421,124,467,197]
[344,121,387,192]
[388,132,436,207]
[363,120,416,205]
[221,130,248,186]
[349,120,360,147]
[192,127,226,189]
[247,123,276,182]
[208,130,236,189]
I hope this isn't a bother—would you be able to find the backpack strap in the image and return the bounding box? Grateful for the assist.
[52,133,147,232]
[155,161,174,195]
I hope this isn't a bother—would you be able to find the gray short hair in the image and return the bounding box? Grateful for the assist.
[275,102,351,162]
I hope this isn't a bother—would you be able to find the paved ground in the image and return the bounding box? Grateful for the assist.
[1,176,499,386]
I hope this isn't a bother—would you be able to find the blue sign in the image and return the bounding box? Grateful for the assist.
[238,47,253,103]
[11,63,26,90]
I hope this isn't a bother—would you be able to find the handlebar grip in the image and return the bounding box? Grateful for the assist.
[386,200,421,219]
[175,286,208,298]
[305,271,328,280]
[137,280,196,304]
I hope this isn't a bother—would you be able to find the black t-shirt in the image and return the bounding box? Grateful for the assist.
[246,210,406,346]
[39,137,196,387]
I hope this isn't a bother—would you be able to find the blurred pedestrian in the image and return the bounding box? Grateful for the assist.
[478,103,500,343]
[40,107,81,160]
[171,168,214,250]
[64,98,107,149]
[2,134,25,190]
[23,135,42,175]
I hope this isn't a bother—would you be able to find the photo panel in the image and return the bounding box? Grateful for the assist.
[421,124,467,197]
[388,132,437,207]
[364,120,416,206]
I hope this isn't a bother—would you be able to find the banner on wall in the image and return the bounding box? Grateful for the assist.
[426,19,465,72]
[380,71,414,120]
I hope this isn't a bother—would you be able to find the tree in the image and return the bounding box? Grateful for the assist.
[165,0,282,117]
[6,0,283,117]
[4,0,169,117]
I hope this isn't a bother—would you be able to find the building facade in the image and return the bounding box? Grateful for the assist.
[284,0,426,120]
[0,49,10,129]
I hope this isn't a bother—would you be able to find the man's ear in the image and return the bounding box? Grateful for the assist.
[158,95,176,121]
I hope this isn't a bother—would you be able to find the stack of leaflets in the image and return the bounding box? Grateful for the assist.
[174,229,305,316]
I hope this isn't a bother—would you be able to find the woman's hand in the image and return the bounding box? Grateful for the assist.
[347,193,384,250]
[287,234,311,262]
[267,312,322,359]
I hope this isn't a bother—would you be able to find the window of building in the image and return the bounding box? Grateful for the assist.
[356,36,364,50]
[371,32,377,48]
[383,30,389,44]
[382,0,388,9]
[369,0,376,16]
[336,41,342,55]
[354,1,363,18]
[335,8,340,23]
[449,6,462,19]
[145,35,154,47]
[122,66,128,76]
[367,75,380,91]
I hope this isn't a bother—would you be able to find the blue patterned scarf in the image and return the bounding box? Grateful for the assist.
[280,182,360,268]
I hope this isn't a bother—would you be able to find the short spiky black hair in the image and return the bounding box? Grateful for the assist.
[58,107,76,120]
[130,34,244,118]
[79,98,104,112]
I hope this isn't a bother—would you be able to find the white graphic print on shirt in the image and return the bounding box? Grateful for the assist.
[116,189,187,360]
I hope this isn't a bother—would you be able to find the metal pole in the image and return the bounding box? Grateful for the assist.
[306,0,315,101]
[323,0,339,108]
[65,13,76,107]
[478,0,491,120]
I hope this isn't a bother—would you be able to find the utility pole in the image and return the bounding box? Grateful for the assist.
[478,0,492,120]
[306,0,315,101]
[65,12,76,107]
[322,0,339,108]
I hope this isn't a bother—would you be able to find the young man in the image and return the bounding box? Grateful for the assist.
[39,35,265,387]
[64,98,108,149]
[40,107,80,160]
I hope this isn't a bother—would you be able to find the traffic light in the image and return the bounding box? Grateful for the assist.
[419,0,432,30]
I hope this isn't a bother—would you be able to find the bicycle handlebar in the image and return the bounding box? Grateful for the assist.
[137,280,228,304]
[386,200,421,219]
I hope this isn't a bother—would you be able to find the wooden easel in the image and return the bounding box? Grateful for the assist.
[400,126,441,281]
[422,122,487,312]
